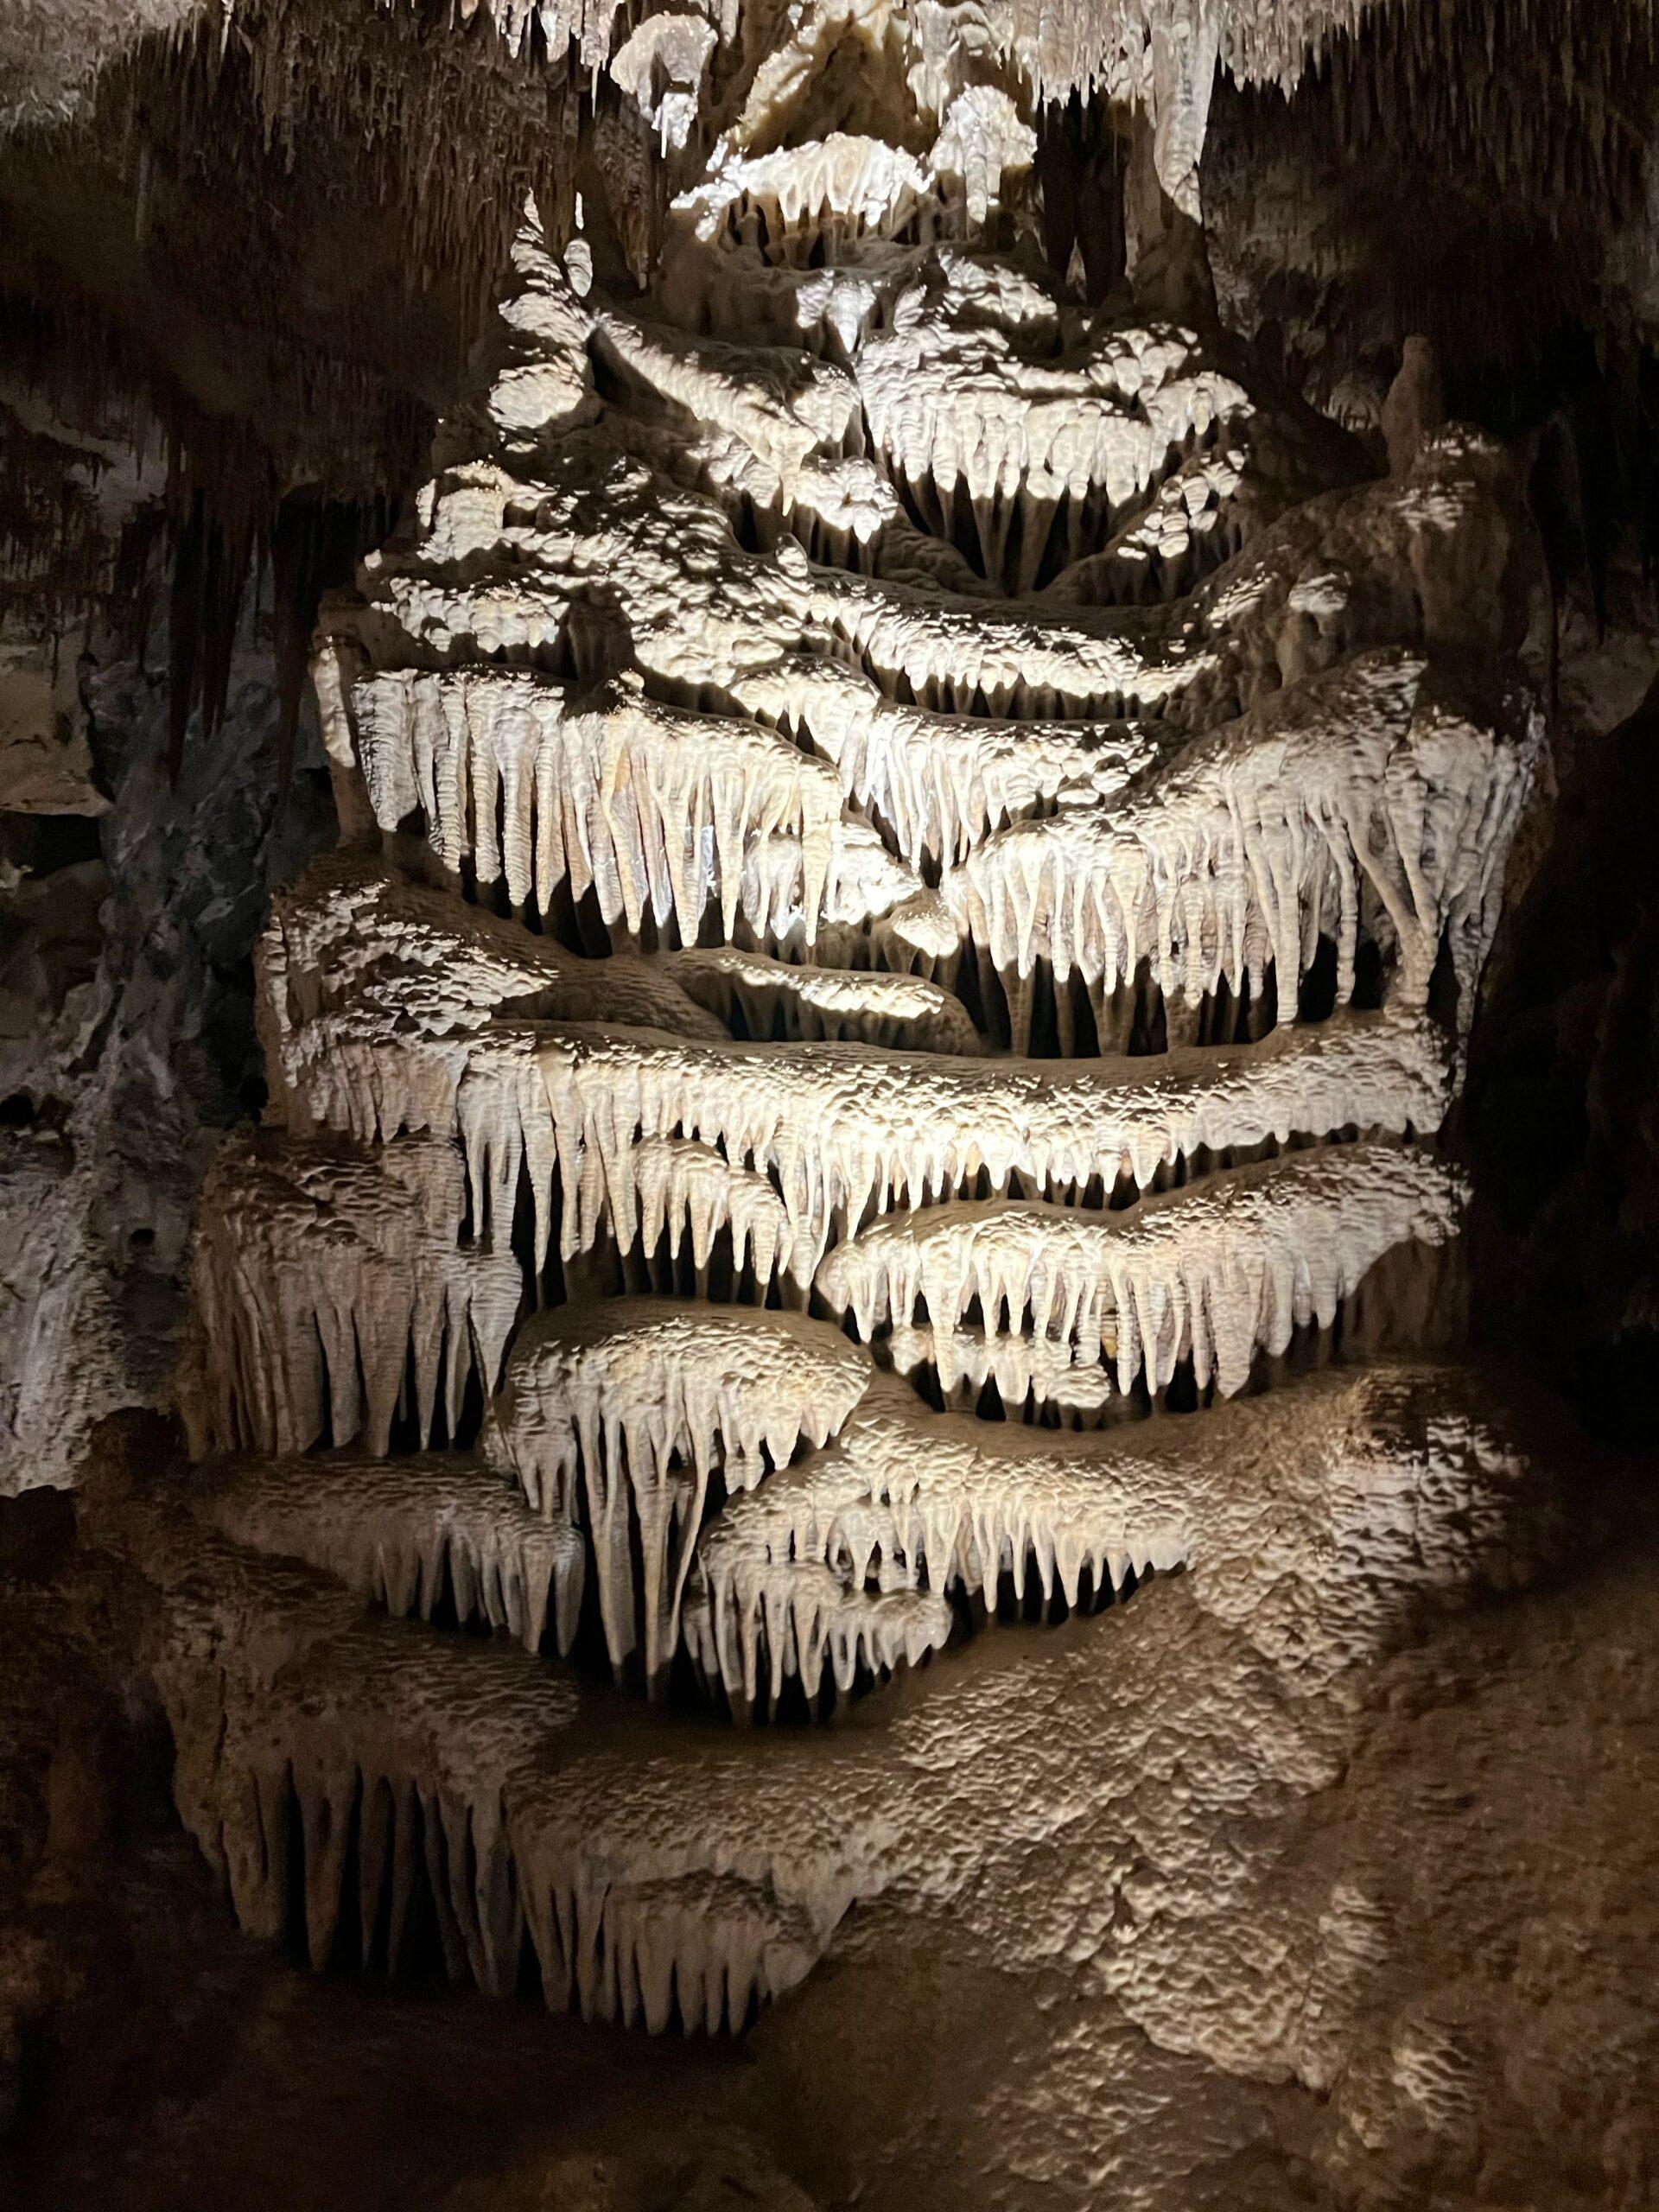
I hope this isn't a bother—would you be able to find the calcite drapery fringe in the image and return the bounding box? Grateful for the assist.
[815,1141,1465,1396]
[184,1132,523,1460]
[202,1451,588,1656]
[485,1300,874,1681]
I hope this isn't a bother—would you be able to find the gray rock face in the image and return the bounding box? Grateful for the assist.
[0,621,335,1493]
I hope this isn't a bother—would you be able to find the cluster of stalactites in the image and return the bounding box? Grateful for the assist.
[145,1517,829,2030]
[341,661,940,957]
[483,1300,874,1681]
[178,1108,1468,1709]
[249,894,1451,1292]
[941,649,1542,1049]
[250,855,982,1293]
[680,1347,1558,1711]
[140,1347,1556,2044]
[203,1452,588,1657]
[184,1132,524,1461]
[816,1140,1465,1399]
[178,1096,1468,1714]
[533,1009,1450,1286]
[683,1369,1185,1711]
[682,1536,956,1713]
[340,0,1384,214]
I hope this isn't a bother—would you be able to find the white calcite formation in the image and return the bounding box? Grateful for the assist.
[532,1009,1451,1283]
[664,946,986,1054]
[855,273,1251,590]
[617,1132,795,1290]
[485,1300,873,1682]
[887,1320,1119,1422]
[681,1531,957,1713]
[816,1141,1464,1397]
[185,1132,523,1460]
[344,664,910,950]
[678,1358,1556,1713]
[201,1451,588,1656]
[253,864,1454,1287]
[731,650,1166,871]
[943,647,1541,1046]
[134,1358,1560,2054]
[163,44,1552,2044]
[143,1494,836,2024]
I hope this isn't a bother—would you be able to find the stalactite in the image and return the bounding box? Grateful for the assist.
[166,475,261,769]
[817,1141,1465,1398]
[204,1451,588,1655]
[943,648,1542,1048]
[183,1131,525,1459]
[250,840,1451,1282]
[681,1356,1559,1702]
[484,1300,874,1681]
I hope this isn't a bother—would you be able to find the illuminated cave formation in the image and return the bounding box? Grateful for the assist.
[155,24,1548,2014]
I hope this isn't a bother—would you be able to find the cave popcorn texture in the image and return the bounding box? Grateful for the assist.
[159,76,1548,2035]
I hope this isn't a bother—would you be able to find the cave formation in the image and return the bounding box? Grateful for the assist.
[3,5,1658,2209]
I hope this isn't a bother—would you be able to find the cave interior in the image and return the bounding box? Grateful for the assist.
[2,5,1658,2209]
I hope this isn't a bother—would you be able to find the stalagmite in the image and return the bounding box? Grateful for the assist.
[1382,336,1447,478]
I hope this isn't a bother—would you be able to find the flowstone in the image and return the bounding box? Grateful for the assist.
[149,16,1553,2064]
